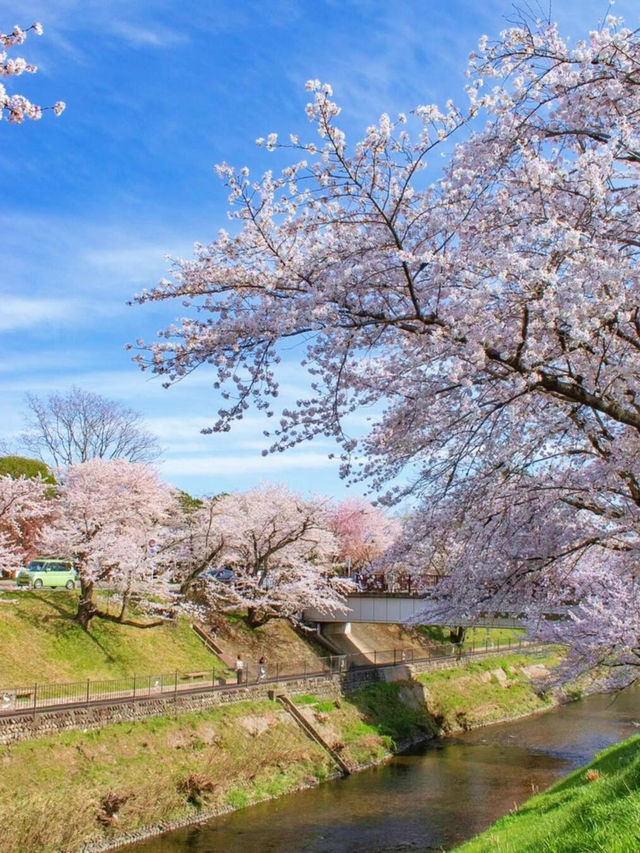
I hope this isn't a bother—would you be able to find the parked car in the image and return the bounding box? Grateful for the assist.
[16,559,77,590]
[206,567,235,584]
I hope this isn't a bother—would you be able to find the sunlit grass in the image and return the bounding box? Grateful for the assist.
[455,735,640,852]
[0,590,225,686]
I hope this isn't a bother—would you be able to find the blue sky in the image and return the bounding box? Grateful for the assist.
[1,0,632,498]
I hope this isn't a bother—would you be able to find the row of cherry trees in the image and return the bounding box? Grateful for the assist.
[0,460,398,630]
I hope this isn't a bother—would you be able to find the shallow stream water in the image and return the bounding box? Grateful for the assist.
[133,690,640,852]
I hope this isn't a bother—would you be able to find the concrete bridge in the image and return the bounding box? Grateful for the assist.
[303,593,549,629]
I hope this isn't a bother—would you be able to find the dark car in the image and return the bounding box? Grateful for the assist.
[206,567,235,584]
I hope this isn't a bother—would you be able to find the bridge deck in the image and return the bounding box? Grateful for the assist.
[303,593,523,628]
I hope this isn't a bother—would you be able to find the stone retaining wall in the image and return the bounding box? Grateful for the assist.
[0,648,542,744]
[0,674,340,745]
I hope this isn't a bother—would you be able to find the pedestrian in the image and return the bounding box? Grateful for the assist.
[235,654,244,685]
[257,655,267,682]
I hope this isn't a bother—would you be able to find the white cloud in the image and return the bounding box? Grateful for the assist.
[161,450,336,478]
[109,22,189,49]
[0,295,81,332]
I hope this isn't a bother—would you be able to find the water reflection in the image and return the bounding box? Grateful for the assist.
[133,690,640,852]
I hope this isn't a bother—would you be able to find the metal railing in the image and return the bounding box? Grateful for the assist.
[0,634,535,717]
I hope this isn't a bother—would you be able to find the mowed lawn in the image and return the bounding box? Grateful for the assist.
[0,590,225,687]
[455,735,640,852]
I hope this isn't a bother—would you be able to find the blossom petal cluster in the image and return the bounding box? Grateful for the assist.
[0,474,51,574]
[134,15,640,681]
[1,22,65,123]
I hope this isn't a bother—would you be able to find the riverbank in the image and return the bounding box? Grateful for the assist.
[0,648,559,852]
[455,732,640,852]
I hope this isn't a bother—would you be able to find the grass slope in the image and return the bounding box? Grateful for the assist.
[0,699,338,853]
[0,591,225,686]
[293,681,435,766]
[0,681,436,851]
[455,735,640,852]
[0,651,566,852]
[416,650,562,731]
[415,625,526,650]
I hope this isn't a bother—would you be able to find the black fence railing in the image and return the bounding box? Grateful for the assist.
[0,635,536,716]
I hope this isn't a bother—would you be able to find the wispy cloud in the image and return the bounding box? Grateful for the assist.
[0,295,82,332]
[161,450,336,478]
[109,21,189,49]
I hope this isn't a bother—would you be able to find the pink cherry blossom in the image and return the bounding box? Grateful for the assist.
[329,497,400,571]
[190,483,351,627]
[39,459,176,629]
[1,22,64,124]
[0,474,50,575]
[134,15,640,682]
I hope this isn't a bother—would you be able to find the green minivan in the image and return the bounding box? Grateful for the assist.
[16,559,77,590]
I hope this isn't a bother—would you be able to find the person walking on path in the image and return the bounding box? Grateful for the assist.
[235,654,244,685]
[257,655,267,682]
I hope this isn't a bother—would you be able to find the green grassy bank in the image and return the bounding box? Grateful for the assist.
[0,692,392,852]
[416,649,562,732]
[416,625,526,650]
[455,735,640,852]
[0,591,226,685]
[0,648,562,852]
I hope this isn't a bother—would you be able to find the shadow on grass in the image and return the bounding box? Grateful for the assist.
[27,591,116,662]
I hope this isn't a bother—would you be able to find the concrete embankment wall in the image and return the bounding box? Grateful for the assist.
[0,670,379,745]
[0,645,548,745]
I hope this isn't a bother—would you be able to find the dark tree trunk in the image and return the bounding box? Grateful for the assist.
[246,606,270,629]
[449,625,466,645]
[180,569,201,596]
[75,579,97,631]
[117,588,131,622]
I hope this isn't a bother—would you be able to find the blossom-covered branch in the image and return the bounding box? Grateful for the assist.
[134,15,640,681]
[1,22,64,123]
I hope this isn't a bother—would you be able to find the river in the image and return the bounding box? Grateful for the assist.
[132,690,640,852]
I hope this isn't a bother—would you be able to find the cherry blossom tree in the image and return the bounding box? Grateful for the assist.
[194,483,350,627]
[134,16,640,680]
[0,474,50,576]
[1,22,64,124]
[329,497,400,572]
[39,459,176,630]
[166,495,226,595]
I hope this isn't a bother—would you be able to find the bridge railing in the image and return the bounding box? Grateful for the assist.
[0,634,535,716]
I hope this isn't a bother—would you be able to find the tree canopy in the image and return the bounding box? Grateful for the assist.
[0,456,55,483]
[134,15,640,684]
[22,387,161,468]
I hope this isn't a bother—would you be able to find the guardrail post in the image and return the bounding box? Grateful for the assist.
[174,670,178,698]
[86,679,90,704]
[374,650,377,665]
[34,683,38,710]
[212,668,215,688]
[133,675,136,699]
[148,674,152,697]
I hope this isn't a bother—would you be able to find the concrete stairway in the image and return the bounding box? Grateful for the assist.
[276,693,351,776]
